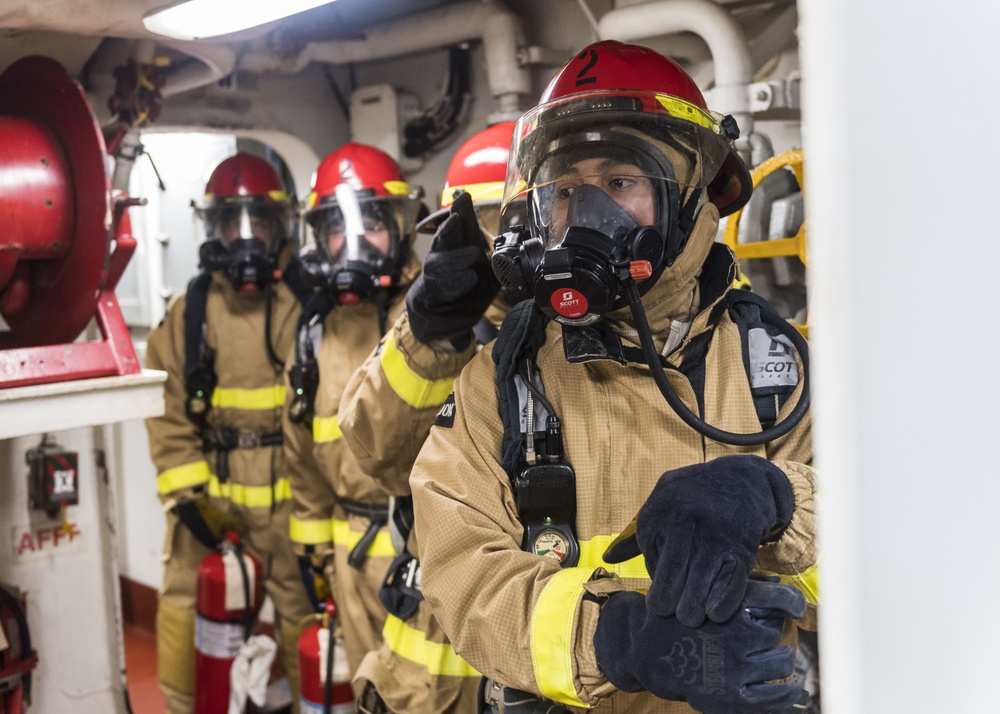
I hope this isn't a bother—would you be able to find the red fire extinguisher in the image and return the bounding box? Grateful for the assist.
[298,597,353,714]
[195,532,263,714]
[0,585,37,714]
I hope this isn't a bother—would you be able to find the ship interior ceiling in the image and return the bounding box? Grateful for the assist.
[1,0,996,712]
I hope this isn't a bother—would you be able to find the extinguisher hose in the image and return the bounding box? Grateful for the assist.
[232,544,254,642]
[0,586,35,703]
[323,614,335,714]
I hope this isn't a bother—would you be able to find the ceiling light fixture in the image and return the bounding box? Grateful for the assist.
[143,0,338,41]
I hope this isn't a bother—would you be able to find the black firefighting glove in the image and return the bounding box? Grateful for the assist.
[298,555,331,613]
[406,191,499,349]
[593,580,807,713]
[604,455,795,627]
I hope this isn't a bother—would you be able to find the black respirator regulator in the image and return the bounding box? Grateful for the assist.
[200,238,279,293]
[492,183,682,325]
[299,252,396,307]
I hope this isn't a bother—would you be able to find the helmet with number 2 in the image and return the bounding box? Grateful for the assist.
[504,41,752,261]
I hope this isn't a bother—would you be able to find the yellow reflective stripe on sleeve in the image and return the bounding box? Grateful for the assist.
[211,384,286,410]
[206,475,292,507]
[380,332,455,409]
[382,614,481,677]
[290,516,334,546]
[778,562,820,606]
[530,567,597,709]
[331,518,396,557]
[578,536,649,580]
[157,460,211,495]
[312,415,342,443]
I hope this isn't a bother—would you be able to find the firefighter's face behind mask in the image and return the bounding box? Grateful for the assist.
[303,184,406,305]
[200,204,288,293]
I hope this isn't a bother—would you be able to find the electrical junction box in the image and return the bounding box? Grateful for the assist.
[26,437,79,518]
[350,83,423,173]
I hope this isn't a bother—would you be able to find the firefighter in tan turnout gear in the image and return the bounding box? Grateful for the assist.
[410,41,819,713]
[144,152,315,713]
[337,122,525,713]
[282,143,426,692]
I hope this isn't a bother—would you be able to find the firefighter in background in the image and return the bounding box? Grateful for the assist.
[337,123,522,713]
[282,143,425,690]
[144,152,315,714]
[410,41,818,713]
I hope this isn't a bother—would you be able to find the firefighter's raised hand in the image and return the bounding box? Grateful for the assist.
[406,191,499,349]
[604,455,795,627]
[593,580,807,713]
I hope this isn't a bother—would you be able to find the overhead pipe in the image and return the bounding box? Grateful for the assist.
[598,0,754,154]
[238,0,531,123]
[155,40,237,98]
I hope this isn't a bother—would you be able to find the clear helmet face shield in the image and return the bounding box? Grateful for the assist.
[301,183,419,303]
[503,90,734,248]
[196,198,293,292]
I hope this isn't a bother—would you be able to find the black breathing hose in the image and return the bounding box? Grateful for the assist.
[624,280,810,446]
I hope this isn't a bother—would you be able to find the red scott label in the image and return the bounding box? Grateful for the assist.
[551,288,589,318]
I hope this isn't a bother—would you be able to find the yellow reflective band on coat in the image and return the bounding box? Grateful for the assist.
[157,460,211,495]
[211,384,286,410]
[290,516,334,546]
[313,415,342,443]
[530,567,597,709]
[206,475,292,507]
[776,562,820,606]
[332,518,396,557]
[578,536,649,580]
[380,332,456,409]
[382,614,481,677]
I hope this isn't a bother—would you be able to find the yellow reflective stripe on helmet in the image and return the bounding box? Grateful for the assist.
[206,475,292,507]
[211,384,286,410]
[332,518,396,557]
[440,181,505,207]
[530,567,597,709]
[290,516,334,546]
[382,614,481,677]
[157,460,211,495]
[655,93,720,132]
[384,180,411,196]
[267,189,288,203]
[312,414,342,443]
[578,536,649,580]
[380,332,455,409]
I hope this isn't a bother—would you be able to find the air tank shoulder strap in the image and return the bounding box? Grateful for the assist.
[492,299,549,487]
[182,270,216,426]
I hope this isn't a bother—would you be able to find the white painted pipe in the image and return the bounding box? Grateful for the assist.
[598,0,753,136]
[238,0,530,121]
[156,40,237,98]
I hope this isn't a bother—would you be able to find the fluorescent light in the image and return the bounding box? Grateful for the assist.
[143,0,338,41]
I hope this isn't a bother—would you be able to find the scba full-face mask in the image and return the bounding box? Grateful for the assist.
[492,41,751,325]
[300,143,422,306]
[196,153,294,293]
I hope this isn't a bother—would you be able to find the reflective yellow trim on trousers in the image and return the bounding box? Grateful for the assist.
[290,516,334,546]
[211,384,286,410]
[530,567,597,709]
[313,415,342,443]
[380,332,455,409]
[332,519,396,558]
[206,475,291,507]
[382,614,480,677]
[157,460,211,495]
[578,536,649,580]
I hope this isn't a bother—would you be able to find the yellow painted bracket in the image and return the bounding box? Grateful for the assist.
[723,149,808,336]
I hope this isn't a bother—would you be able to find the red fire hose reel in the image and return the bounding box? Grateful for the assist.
[0,55,142,388]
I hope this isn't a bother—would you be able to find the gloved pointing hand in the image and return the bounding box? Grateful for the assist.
[604,454,795,627]
[594,579,807,714]
[406,191,499,348]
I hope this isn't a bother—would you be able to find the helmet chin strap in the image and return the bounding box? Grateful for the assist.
[623,277,810,446]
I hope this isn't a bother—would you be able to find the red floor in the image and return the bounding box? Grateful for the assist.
[123,623,167,713]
